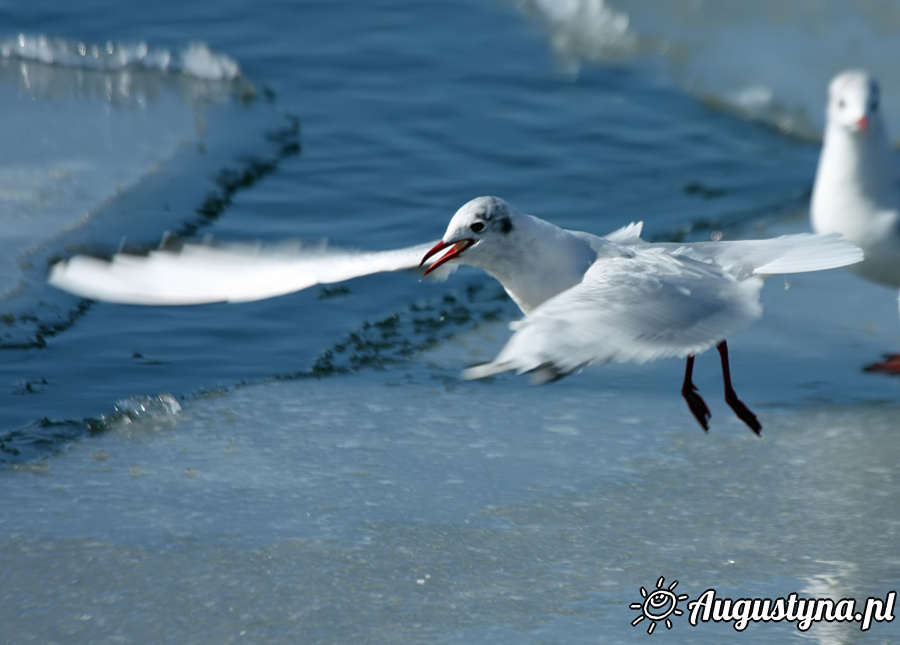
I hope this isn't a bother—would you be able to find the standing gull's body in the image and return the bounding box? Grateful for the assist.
[811,70,900,373]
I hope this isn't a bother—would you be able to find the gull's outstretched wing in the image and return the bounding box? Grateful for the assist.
[49,240,452,305]
[464,249,763,383]
[668,233,863,279]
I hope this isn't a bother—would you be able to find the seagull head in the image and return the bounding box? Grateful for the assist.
[420,196,519,275]
[827,70,882,135]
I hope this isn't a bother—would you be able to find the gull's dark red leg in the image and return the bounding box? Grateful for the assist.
[864,354,900,375]
[682,354,711,432]
[716,341,761,435]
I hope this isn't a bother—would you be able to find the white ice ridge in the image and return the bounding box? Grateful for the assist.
[0,34,240,81]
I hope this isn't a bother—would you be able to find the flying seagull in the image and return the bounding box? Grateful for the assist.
[50,196,862,433]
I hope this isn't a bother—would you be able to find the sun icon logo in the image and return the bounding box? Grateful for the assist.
[630,576,689,634]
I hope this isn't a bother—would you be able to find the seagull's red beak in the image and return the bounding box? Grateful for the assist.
[420,238,475,275]
[857,115,869,131]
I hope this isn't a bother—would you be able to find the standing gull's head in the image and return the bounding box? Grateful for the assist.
[826,70,882,135]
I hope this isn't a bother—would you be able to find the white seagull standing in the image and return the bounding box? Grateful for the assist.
[49,196,862,433]
[811,69,900,373]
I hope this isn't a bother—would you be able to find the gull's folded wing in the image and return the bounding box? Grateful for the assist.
[49,240,451,305]
[464,250,763,382]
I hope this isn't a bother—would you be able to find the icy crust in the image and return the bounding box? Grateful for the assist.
[1,377,899,643]
[0,34,240,81]
[512,0,637,65]
[97,395,182,434]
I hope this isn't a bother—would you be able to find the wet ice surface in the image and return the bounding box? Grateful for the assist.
[2,259,899,644]
[3,395,899,644]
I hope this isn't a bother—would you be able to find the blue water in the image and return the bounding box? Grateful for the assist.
[1,1,900,643]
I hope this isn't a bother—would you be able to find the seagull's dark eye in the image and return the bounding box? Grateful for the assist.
[470,221,485,233]
[838,99,846,109]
